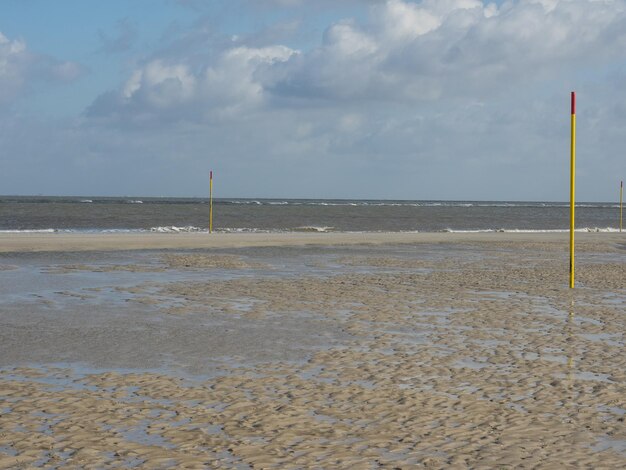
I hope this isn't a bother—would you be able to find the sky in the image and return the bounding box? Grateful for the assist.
[0,0,625,201]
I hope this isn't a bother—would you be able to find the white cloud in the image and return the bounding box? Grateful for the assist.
[324,21,378,58]
[373,0,481,41]
[0,32,30,104]
[202,45,296,115]
[123,60,196,107]
[380,0,441,40]
[90,45,297,121]
[206,46,295,95]
[525,0,560,12]
[19,0,622,201]
[0,31,84,106]
[267,0,626,102]
[93,0,626,118]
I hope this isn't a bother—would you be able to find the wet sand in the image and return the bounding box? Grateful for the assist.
[1,230,624,253]
[0,233,624,468]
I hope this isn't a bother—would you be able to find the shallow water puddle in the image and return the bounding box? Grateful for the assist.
[593,437,626,455]
[581,332,624,346]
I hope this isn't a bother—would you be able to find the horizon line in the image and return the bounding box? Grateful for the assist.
[0,194,619,205]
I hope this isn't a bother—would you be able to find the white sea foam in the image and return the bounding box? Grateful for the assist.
[149,226,204,233]
[0,228,150,234]
[219,227,271,233]
[442,227,620,234]
[291,226,336,232]
[217,200,621,209]
[0,229,61,233]
[1,226,620,235]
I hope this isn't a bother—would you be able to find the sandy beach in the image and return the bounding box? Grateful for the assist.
[0,230,624,253]
[0,232,624,468]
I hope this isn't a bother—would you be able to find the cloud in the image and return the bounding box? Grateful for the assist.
[0,31,84,107]
[97,19,137,54]
[269,0,626,102]
[123,61,196,105]
[89,0,626,121]
[87,44,298,122]
[6,1,623,201]
[0,32,29,104]
[243,0,383,9]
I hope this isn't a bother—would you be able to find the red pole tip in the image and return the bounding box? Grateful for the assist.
[571,91,576,115]
[210,171,213,179]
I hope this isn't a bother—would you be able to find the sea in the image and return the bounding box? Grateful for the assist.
[0,196,621,234]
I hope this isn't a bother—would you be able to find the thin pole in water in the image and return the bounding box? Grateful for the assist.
[209,171,214,234]
[569,92,576,289]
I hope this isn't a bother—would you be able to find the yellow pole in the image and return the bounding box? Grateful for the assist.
[209,170,213,234]
[569,92,576,289]
[620,180,623,232]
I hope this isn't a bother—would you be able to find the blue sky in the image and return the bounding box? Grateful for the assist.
[2,0,194,115]
[1,0,625,201]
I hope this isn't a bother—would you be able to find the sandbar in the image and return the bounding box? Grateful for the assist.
[0,230,623,253]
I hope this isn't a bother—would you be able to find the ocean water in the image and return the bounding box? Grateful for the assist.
[0,196,621,233]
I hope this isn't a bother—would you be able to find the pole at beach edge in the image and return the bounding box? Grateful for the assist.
[209,171,214,234]
[619,181,624,233]
[569,92,576,289]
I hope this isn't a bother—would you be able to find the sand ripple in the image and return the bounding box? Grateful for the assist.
[1,240,624,468]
